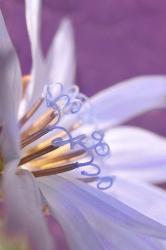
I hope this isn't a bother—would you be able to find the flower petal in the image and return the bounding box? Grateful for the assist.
[38,175,166,243]
[101,177,166,248]
[97,224,166,250]
[104,126,166,183]
[25,0,41,52]
[107,177,166,226]
[38,177,105,250]
[31,19,75,129]
[3,161,54,250]
[0,11,22,159]
[46,18,75,88]
[23,0,45,111]
[91,75,166,128]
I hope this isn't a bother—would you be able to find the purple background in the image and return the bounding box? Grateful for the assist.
[1,1,166,246]
[1,0,166,135]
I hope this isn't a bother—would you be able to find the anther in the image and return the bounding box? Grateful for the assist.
[21,109,56,147]
[19,144,59,165]
[21,127,50,148]
[32,162,79,177]
[19,97,44,128]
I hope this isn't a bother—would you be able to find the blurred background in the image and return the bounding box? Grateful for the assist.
[1,0,166,135]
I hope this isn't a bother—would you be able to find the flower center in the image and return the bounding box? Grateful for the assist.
[18,81,113,189]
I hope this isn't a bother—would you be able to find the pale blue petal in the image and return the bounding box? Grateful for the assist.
[3,160,54,250]
[23,0,45,111]
[38,177,105,250]
[107,177,166,225]
[104,126,166,183]
[91,75,166,129]
[38,175,166,243]
[0,11,21,159]
[46,18,75,88]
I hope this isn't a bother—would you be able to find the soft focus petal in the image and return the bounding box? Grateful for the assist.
[25,0,41,52]
[46,18,75,87]
[107,177,166,226]
[91,75,166,129]
[0,11,22,159]
[38,175,166,242]
[23,0,45,111]
[104,126,166,183]
[3,161,54,250]
[30,19,75,128]
[0,11,22,114]
[38,177,104,250]
[97,224,166,250]
[99,177,166,247]
[69,125,166,184]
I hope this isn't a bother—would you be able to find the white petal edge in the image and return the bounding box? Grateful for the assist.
[90,75,166,129]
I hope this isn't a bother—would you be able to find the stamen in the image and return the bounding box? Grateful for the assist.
[23,130,66,157]
[19,144,58,165]
[21,127,50,148]
[18,82,111,189]
[50,149,85,162]
[49,126,110,186]
[21,109,56,147]
[20,147,84,170]
[97,176,115,190]
[35,149,84,166]
[41,84,112,188]
[80,163,101,176]
[19,97,44,128]
[32,162,79,177]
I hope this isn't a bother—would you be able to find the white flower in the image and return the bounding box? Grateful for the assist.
[1,1,166,250]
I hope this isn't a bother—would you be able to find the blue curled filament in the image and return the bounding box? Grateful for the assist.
[44,83,113,190]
